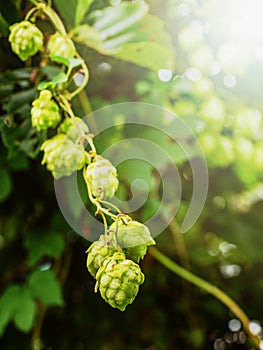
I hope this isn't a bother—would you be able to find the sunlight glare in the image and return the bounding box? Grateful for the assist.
[229,0,263,38]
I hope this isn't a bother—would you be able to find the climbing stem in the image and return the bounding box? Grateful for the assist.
[149,247,260,349]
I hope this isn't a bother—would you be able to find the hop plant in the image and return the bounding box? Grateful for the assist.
[41,134,88,179]
[47,32,75,58]
[86,235,116,278]
[109,220,155,262]
[59,117,89,142]
[95,251,145,311]
[8,20,43,61]
[31,90,61,131]
[85,155,119,199]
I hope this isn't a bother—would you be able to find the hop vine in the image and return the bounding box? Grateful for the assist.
[8,0,155,311]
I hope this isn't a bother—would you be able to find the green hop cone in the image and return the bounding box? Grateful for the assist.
[95,251,145,311]
[31,90,61,131]
[86,235,116,278]
[85,155,119,199]
[41,134,88,179]
[58,117,89,142]
[9,20,43,61]
[109,220,155,262]
[47,32,75,58]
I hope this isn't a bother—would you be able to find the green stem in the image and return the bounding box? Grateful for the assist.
[149,247,260,349]
[98,200,122,214]
[70,52,89,99]
[84,170,119,221]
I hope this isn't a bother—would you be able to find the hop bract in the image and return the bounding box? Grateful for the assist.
[85,155,119,199]
[31,90,61,131]
[86,235,116,278]
[47,32,75,58]
[59,117,89,142]
[9,20,43,61]
[109,220,155,262]
[95,251,145,311]
[41,134,88,179]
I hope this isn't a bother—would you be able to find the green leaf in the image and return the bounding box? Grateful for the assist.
[91,1,149,40]
[75,0,94,25]
[0,285,22,336]
[0,167,12,202]
[73,4,175,71]
[49,55,83,69]
[68,58,83,69]
[114,41,174,71]
[0,12,9,35]
[37,81,55,91]
[49,55,70,67]
[25,230,65,265]
[3,88,36,113]
[28,270,63,306]
[13,288,37,333]
[52,72,68,84]
[53,0,77,27]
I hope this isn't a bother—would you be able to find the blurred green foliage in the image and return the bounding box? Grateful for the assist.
[0,0,263,349]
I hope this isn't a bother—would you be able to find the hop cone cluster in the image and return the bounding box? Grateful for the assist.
[95,251,145,311]
[47,32,75,58]
[31,90,61,131]
[85,155,119,198]
[41,134,88,178]
[9,21,43,61]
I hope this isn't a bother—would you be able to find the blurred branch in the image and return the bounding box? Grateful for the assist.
[169,219,190,270]
[149,247,260,349]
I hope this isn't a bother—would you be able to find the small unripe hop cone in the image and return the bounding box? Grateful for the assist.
[86,235,116,278]
[8,20,43,61]
[47,32,76,58]
[31,90,61,131]
[95,251,145,311]
[109,220,156,263]
[84,155,119,199]
[41,134,89,178]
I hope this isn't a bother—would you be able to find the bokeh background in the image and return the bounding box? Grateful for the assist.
[1,0,263,349]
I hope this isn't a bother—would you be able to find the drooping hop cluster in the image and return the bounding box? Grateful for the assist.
[86,219,155,310]
[8,20,44,61]
[31,90,61,131]
[41,134,89,179]
[84,155,119,199]
[95,251,145,311]
[47,32,76,58]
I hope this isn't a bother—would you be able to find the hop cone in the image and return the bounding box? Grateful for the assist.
[9,21,43,61]
[109,220,155,262]
[31,90,61,131]
[59,117,89,142]
[86,235,116,278]
[47,32,75,58]
[85,155,119,199]
[95,251,145,311]
[41,134,88,179]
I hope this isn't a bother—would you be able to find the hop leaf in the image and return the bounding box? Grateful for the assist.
[95,251,145,311]
[41,134,88,179]
[85,155,119,199]
[86,235,116,278]
[47,32,76,58]
[8,20,43,61]
[31,90,61,131]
